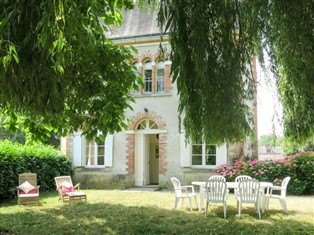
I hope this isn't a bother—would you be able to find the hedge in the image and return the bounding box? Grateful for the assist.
[0,140,72,200]
[214,151,314,195]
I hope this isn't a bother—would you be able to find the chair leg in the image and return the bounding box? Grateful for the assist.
[265,196,270,210]
[174,198,178,210]
[194,196,198,210]
[205,202,209,216]
[188,197,192,211]
[223,202,227,219]
[281,199,288,214]
[257,202,261,219]
[238,202,241,217]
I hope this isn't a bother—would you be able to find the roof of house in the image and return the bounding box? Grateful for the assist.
[107,6,164,40]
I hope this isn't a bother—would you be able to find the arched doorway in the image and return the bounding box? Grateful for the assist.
[134,119,160,186]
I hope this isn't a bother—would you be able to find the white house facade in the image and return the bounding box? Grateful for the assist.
[60,7,257,189]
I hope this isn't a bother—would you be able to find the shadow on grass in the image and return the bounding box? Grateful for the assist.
[1,199,313,235]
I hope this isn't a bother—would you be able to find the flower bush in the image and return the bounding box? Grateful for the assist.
[214,151,314,195]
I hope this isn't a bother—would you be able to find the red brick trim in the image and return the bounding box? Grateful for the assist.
[126,111,167,175]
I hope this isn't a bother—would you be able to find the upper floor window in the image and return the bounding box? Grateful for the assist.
[143,61,152,93]
[156,61,165,93]
[192,141,216,167]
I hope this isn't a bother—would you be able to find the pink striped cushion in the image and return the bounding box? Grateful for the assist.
[61,187,74,193]
[19,188,37,194]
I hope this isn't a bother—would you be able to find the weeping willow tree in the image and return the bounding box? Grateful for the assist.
[0,0,139,142]
[142,0,313,145]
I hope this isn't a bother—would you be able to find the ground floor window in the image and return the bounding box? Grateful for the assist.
[192,142,217,167]
[73,133,113,168]
[84,140,105,166]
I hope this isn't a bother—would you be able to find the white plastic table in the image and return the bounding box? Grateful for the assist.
[192,181,273,213]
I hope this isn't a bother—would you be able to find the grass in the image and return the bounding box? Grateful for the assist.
[0,189,313,235]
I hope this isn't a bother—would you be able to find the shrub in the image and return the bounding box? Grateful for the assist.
[0,140,72,200]
[214,151,314,195]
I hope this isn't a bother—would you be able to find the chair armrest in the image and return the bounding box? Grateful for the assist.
[74,183,81,191]
[181,185,195,194]
[271,186,282,190]
[268,186,282,195]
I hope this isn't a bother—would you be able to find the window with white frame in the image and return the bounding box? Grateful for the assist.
[143,61,152,93]
[156,61,165,93]
[84,139,105,166]
[192,141,216,166]
[130,62,140,94]
[72,133,113,168]
[179,132,227,169]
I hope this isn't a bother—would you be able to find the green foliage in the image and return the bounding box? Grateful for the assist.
[282,139,314,156]
[0,127,26,144]
[155,0,313,145]
[157,0,256,145]
[289,153,314,194]
[0,140,72,200]
[259,134,283,147]
[0,126,60,147]
[0,0,139,142]
[215,152,314,195]
[263,1,314,145]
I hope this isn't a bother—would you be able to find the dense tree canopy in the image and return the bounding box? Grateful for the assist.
[1,0,313,146]
[0,0,139,142]
[148,0,313,145]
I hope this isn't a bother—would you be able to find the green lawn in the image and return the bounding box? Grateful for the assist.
[0,189,313,235]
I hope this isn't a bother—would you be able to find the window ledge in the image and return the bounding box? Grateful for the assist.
[191,166,217,170]
[130,92,172,98]
[75,166,112,172]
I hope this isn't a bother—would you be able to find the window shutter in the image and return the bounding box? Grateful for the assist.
[180,132,191,167]
[216,144,227,166]
[73,133,82,166]
[105,134,113,167]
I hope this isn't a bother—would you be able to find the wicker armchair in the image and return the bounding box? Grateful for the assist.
[17,173,40,205]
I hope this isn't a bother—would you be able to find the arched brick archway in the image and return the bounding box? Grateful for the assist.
[126,111,167,176]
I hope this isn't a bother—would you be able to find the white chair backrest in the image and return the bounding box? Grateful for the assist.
[281,176,291,197]
[208,175,226,181]
[171,177,182,197]
[205,179,227,202]
[235,175,252,183]
[238,179,260,203]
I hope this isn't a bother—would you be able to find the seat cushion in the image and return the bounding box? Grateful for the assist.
[61,187,74,193]
[19,188,37,194]
[18,181,35,193]
[19,193,39,198]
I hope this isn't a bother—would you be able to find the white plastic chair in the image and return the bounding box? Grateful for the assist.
[265,176,291,213]
[234,175,252,197]
[209,175,226,181]
[235,175,252,183]
[170,177,198,211]
[236,179,261,218]
[205,178,228,218]
[204,175,228,197]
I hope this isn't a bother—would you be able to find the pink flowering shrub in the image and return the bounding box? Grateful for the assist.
[214,151,314,195]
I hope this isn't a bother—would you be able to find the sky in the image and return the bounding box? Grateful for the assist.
[256,62,283,139]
